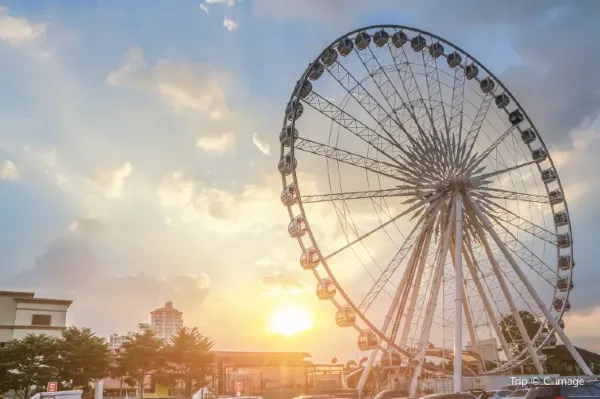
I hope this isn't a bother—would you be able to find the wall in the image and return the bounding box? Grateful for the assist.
[14,302,68,327]
[0,296,18,325]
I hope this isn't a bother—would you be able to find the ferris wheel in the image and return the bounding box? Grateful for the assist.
[277,25,592,394]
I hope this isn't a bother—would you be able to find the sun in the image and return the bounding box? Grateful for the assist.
[267,304,314,336]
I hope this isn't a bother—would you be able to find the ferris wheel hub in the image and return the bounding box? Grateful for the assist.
[448,175,474,190]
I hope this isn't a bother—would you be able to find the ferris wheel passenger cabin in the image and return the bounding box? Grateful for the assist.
[480,77,495,94]
[300,247,320,270]
[556,232,571,248]
[557,277,573,293]
[357,330,378,351]
[278,154,297,176]
[549,189,565,206]
[288,215,307,238]
[392,31,408,48]
[532,148,548,163]
[541,168,557,184]
[495,93,510,108]
[429,42,444,58]
[335,305,356,327]
[554,298,571,312]
[316,278,336,300]
[279,126,298,147]
[373,29,389,47]
[558,255,573,271]
[321,48,338,66]
[447,52,462,68]
[280,183,298,207]
[355,31,371,50]
[509,109,524,125]
[465,63,478,79]
[295,80,312,99]
[286,102,303,121]
[521,128,537,144]
[554,210,569,227]
[308,62,324,81]
[410,35,426,51]
[337,38,354,56]
[558,318,565,329]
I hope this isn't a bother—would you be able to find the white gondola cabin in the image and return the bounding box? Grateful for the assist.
[300,247,320,270]
[288,215,307,238]
[280,183,298,207]
[532,148,548,163]
[295,80,312,99]
[411,35,426,51]
[316,278,336,300]
[465,63,479,80]
[278,154,297,176]
[429,42,444,58]
[480,77,495,94]
[556,232,571,249]
[558,255,573,271]
[495,93,510,108]
[553,298,571,312]
[279,126,299,146]
[447,52,462,68]
[308,62,324,81]
[337,38,354,56]
[392,31,408,48]
[521,128,537,144]
[541,168,557,184]
[558,318,565,329]
[549,189,564,205]
[355,31,371,50]
[557,277,573,293]
[509,109,525,125]
[358,330,378,351]
[285,102,304,121]
[321,48,338,66]
[380,350,402,367]
[335,305,356,327]
[373,29,389,47]
[554,210,569,227]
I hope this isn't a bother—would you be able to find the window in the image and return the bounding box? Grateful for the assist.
[31,314,51,326]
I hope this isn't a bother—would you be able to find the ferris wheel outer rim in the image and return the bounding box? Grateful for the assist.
[279,24,573,373]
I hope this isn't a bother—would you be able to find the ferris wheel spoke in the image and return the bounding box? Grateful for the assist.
[301,186,438,204]
[324,191,443,262]
[447,59,467,166]
[357,198,445,313]
[475,187,549,204]
[463,244,514,361]
[463,125,518,174]
[463,197,544,374]
[302,91,409,168]
[468,196,594,376]
[294,138,420,185]
[478,197,557,245]
[459,93,494,167]
[409,199,455,396]
[472,160,538,183]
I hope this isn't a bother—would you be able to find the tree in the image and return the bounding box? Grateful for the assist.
[161,327,215,396]
[499,311,548,374]
[0,334,59,399]
[54,327,113,391]
[115,325,164,399]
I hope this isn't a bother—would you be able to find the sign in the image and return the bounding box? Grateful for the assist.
[235,381,243,392]
[47,382,58,392]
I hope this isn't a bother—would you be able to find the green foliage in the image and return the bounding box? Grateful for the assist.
[0,334,59,399]
[499,311,546,354]
[160,327,215,396]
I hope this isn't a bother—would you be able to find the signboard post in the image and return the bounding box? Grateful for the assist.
[47,382,58,392]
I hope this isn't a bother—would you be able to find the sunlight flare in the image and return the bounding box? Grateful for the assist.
[267,304,313,336]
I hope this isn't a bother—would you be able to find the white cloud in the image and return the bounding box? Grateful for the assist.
[0,6,47,46]
[107,47,230,118]
[570,122,599,151]
[84,162,132,199]
[200,3,209,13]
[223,17,238,32]
[0,160,21,180]
[206,0,241,6]
[252,132,271,156]
[197,132,236,155]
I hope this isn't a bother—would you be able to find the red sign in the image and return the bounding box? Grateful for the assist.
[47,382,58,392]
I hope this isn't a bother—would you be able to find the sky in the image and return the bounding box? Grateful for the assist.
[1,0,600,363]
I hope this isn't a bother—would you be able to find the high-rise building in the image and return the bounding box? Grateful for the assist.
[109,333,127,351]
[150,301,183,341]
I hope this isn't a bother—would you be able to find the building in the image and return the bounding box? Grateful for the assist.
[0,290,72,344]
[465,338,500,364]
[109,333,127,350]
[150,301,183,341]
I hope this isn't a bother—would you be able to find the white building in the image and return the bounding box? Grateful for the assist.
[150,301,183,341]
[465,338,500,364]
[0,290,72,344]
[109,333,127,350]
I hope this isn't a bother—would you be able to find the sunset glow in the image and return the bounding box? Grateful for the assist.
[267,304,313,336]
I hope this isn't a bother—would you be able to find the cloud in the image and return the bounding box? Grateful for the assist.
[107,47,231,118]
[84,162,132,199]
[196,132,236,155]
[200,3,209,13]
[223,17,238,32]
[252,132,271,156]
[0,160,21,180]
[262,271,305,290]
[0,6,47,46]
[206,0,241,6]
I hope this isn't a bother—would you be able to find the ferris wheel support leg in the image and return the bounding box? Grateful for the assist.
[453,192,464,392]
[462,247,514,362]
[468,198,594,376]
[464,197,544,375]
[398,228,434,349]
[356,223,432,396]
[409,202,456,397]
